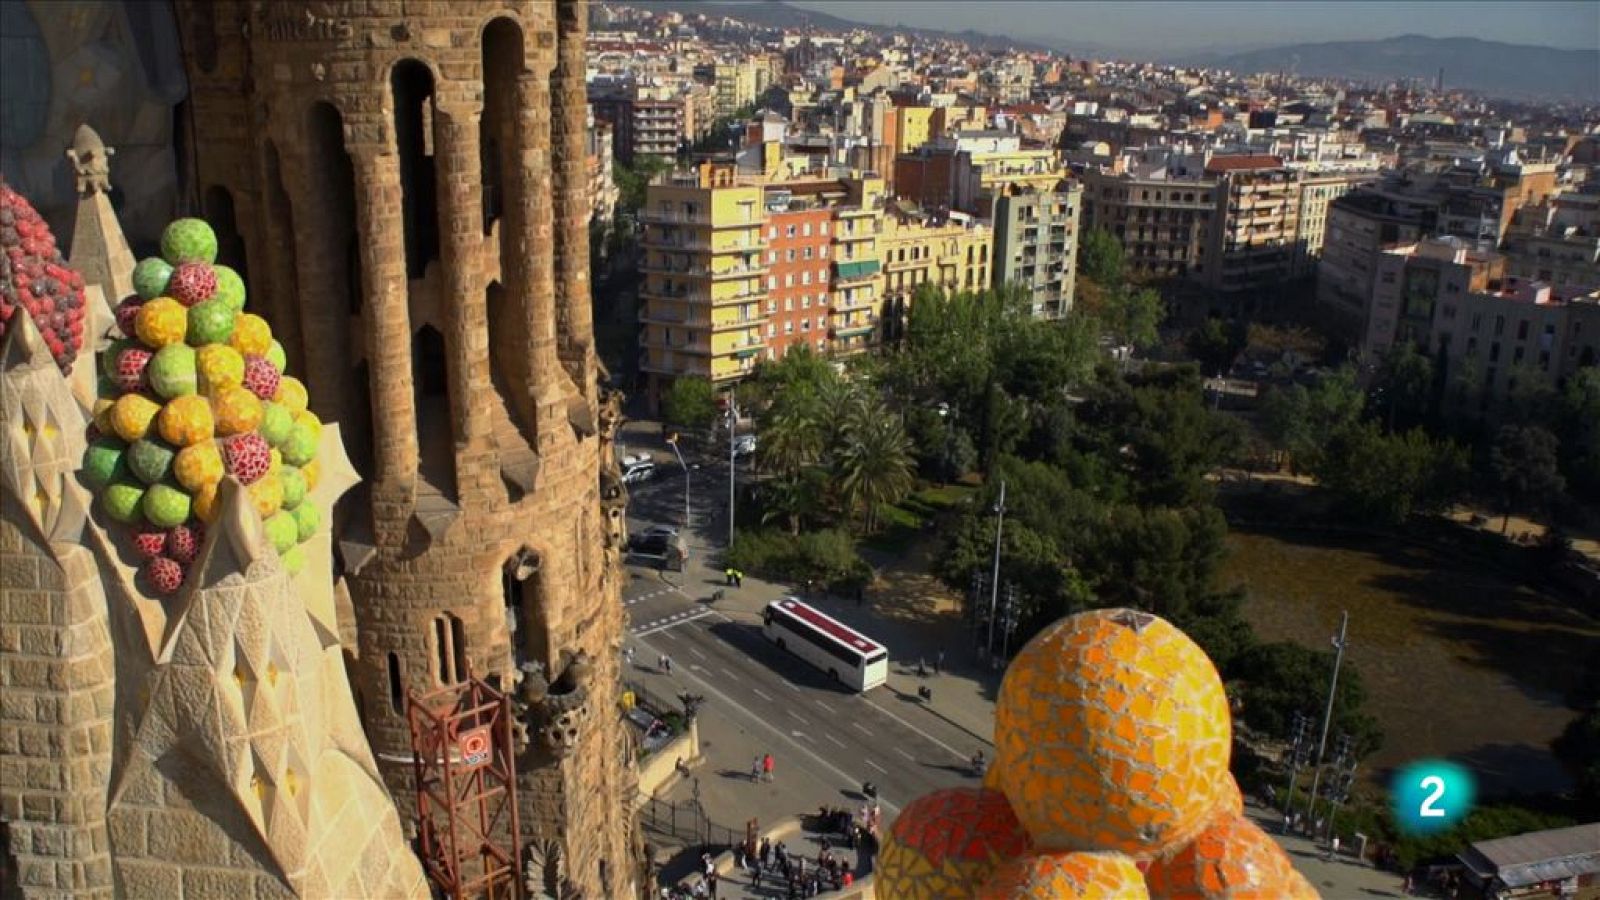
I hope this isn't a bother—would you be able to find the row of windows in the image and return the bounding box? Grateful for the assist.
[767,246,827,262]
[766,270,830,288]
[768,221,829,239]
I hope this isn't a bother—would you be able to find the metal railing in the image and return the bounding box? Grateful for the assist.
[638,792,746,852]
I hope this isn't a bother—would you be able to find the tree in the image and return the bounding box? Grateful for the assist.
[1077,227,1125,287]
[1554,368,1600,501]
[1489,425,1566,533]
[661,376,717,435]
[1186,317,1248,377]
[1376,341,1434,430]
[1101,285,1165,353]
[1231,640,1385,759]
[1312,423,1467,525]
[757,400,827,480]
[833,401,916,532]
[1551,710,1600,819]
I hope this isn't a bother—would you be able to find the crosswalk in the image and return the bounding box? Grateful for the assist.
[623,586,678,607]
[631,607,715,636]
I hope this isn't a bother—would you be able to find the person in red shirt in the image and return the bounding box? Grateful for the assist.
[762,752,774,782]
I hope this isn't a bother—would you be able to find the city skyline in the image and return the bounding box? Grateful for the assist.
[782,1,1600,55]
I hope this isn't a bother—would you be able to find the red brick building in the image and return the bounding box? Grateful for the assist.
[762,203,834,358]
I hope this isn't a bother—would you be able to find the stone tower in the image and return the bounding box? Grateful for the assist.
[168,1,639,896]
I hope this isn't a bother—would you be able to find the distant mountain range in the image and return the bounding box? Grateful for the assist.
[603,1,1060,53]
[1180,35,1599,102]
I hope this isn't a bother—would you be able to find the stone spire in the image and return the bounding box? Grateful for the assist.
[65,124,134,322]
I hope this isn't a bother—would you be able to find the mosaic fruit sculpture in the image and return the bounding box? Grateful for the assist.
[885,608,1313,899]
[1143,814,1315,900]
[86,217,322,596]
[875,788,1033,899]
[993,608,1232,857]
[975,851,1148,900]
[0,178,88,373]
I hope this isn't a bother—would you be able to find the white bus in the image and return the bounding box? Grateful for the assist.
[761,598,888,692]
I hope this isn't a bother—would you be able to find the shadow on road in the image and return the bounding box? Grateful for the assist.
[703,621,854,696]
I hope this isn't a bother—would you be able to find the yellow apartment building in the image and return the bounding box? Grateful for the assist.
[828,177,889,353]
[639,163,768,406]
[895,106,936,156]
[879,206,994,338]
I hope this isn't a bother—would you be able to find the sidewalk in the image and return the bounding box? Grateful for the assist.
[1243,802,1408,898]
[679,816,875,900]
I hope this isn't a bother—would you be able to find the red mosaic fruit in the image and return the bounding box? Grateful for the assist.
[1143,813,1305,900]
[0,177,88,373]
[223,432,271,485]
[167,523,203,564]
[114,345,152,392]
[114,295,144,335]
[131,524,168,561]
[876,788,1033,899]
[242,354,281,401]
[144,556,184,596]
[166,261,218,307]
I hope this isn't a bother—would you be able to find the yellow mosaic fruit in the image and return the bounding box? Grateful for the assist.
[134,297,188,348]
[228,313,273,357]
[211,385,263,436]
[975,851,1147,900]
[173,441,225,492]
[994,609,1231,857]
[300,456,320,490]
[294,409,323,439]
[249,473,284,520]
[158,394,215,447]
[1215,774,1244,821]
[92,397,116,434]
[876,789,1032,900]
[274,375,308,415]
[110,394,162,442]
[192,482,220,524]
[197,343,245,393]
[1143,813,1306,900]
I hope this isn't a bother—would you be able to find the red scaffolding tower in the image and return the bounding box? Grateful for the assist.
[408,676,522,899]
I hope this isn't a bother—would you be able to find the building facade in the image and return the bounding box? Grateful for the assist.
[879,207,993,339]
[991,179,1083,318]
[170,2,642,896]
[1080,170,1216,280]
[1199,156,1303,295]
[762,200,834,358]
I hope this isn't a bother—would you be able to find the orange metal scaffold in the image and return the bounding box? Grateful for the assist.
[408,677,522,900]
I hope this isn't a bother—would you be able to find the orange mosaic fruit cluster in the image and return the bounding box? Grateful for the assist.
[994,608,1232,857]
[974,851,1148,899]
[1143,813,1317,900]
[875,788,1032,899]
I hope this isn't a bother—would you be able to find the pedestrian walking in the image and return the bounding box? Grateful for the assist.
[725,567,735,586]
[702,852,714,878]
[751,861,761,889]
[762,752,774,783]
[707,872,718,900]
[750,756,762,782]
[663,655,673,673]
[624,645,635,667]
[935,648,945,673]
[734,569,743,588]
[760,838,771,866]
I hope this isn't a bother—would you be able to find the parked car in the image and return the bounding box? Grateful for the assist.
[627,525,678,553]
[622,461,656,484]
[733,434,757,458]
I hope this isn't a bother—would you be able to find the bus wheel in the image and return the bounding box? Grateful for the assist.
[776,638,786,650]
[828,668,839,682]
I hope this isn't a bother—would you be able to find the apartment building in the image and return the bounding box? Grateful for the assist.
[1368,238,1600,415]
[879,206,993,339]
[1293,171,1378,276]
[1503,230,1600,299]
[639,163,768,405]
[1079,169,1216,280]
[991,179,1083,318]
[1318,184,1440,328]
[894,132,1061,215]
[828,178,889,354]
[713,61,758,118]
[761,196,834,358]
[1199,156,1303,295]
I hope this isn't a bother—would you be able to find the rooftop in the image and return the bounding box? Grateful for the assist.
[1458,823,1600,890]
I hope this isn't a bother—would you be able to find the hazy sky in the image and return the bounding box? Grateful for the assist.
[781,1,1600,54]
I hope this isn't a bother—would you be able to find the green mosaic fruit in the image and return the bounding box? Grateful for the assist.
[264,511,298,554]
[278,465,307,509]
[142,482,192,529]
[259,402,293,448]
[160,218,218,265]
[82,438,127,488]
[213,265,246,312]
[125,438,177,485]
[281,423,317,467]
[264,340,287,372]
[147,344,197,399]
[290,502,320,542]
[103,480,146,524]
[281,545,306,576]
[132,257,174,301]
[185,298,236,346]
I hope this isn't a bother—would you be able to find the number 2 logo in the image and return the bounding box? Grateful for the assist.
[1419,775,1446,818]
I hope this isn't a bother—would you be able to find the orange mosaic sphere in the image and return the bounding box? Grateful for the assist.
[1214,775,1244,821]
[211,385,263,436]
[975,850,1147,900]
[173,441,224,492]
[134,297,187,348]
[248,471,284,519]
[876,788,1032,899]
[274,375,308,415]
[158,394,215,447]
[110,393,162,442]
[228,312,273,357]
[1142,813,1305,900]
[994,609,1231,856]
[192,482,220,524]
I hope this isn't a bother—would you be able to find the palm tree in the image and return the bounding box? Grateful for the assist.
[760,469,825,535]
[756,400,825,480]
[834,399,916,532]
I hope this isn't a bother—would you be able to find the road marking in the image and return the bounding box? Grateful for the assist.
[751,688,774,702]
[788,710,809,725]
[862,693,983,757]
[824,734,848,749]
[632,608,715,637]
[631,632,901,817]
[689,647,707,660]
[851,722,873,736]
[895,747,916,761]
[814,700,835,713]
[719,667,738,679]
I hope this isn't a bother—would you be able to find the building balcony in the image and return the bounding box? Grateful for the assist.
[641,209,763,228]
[831,321,877,339]
[639,283,762,304]
[833,259,881,282]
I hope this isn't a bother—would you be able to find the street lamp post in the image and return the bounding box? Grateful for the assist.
[1304,610,1350,832]
[986,480,1007,664]
[937,402,955,483]
[667,435,690,531]
[727,392,738,548]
